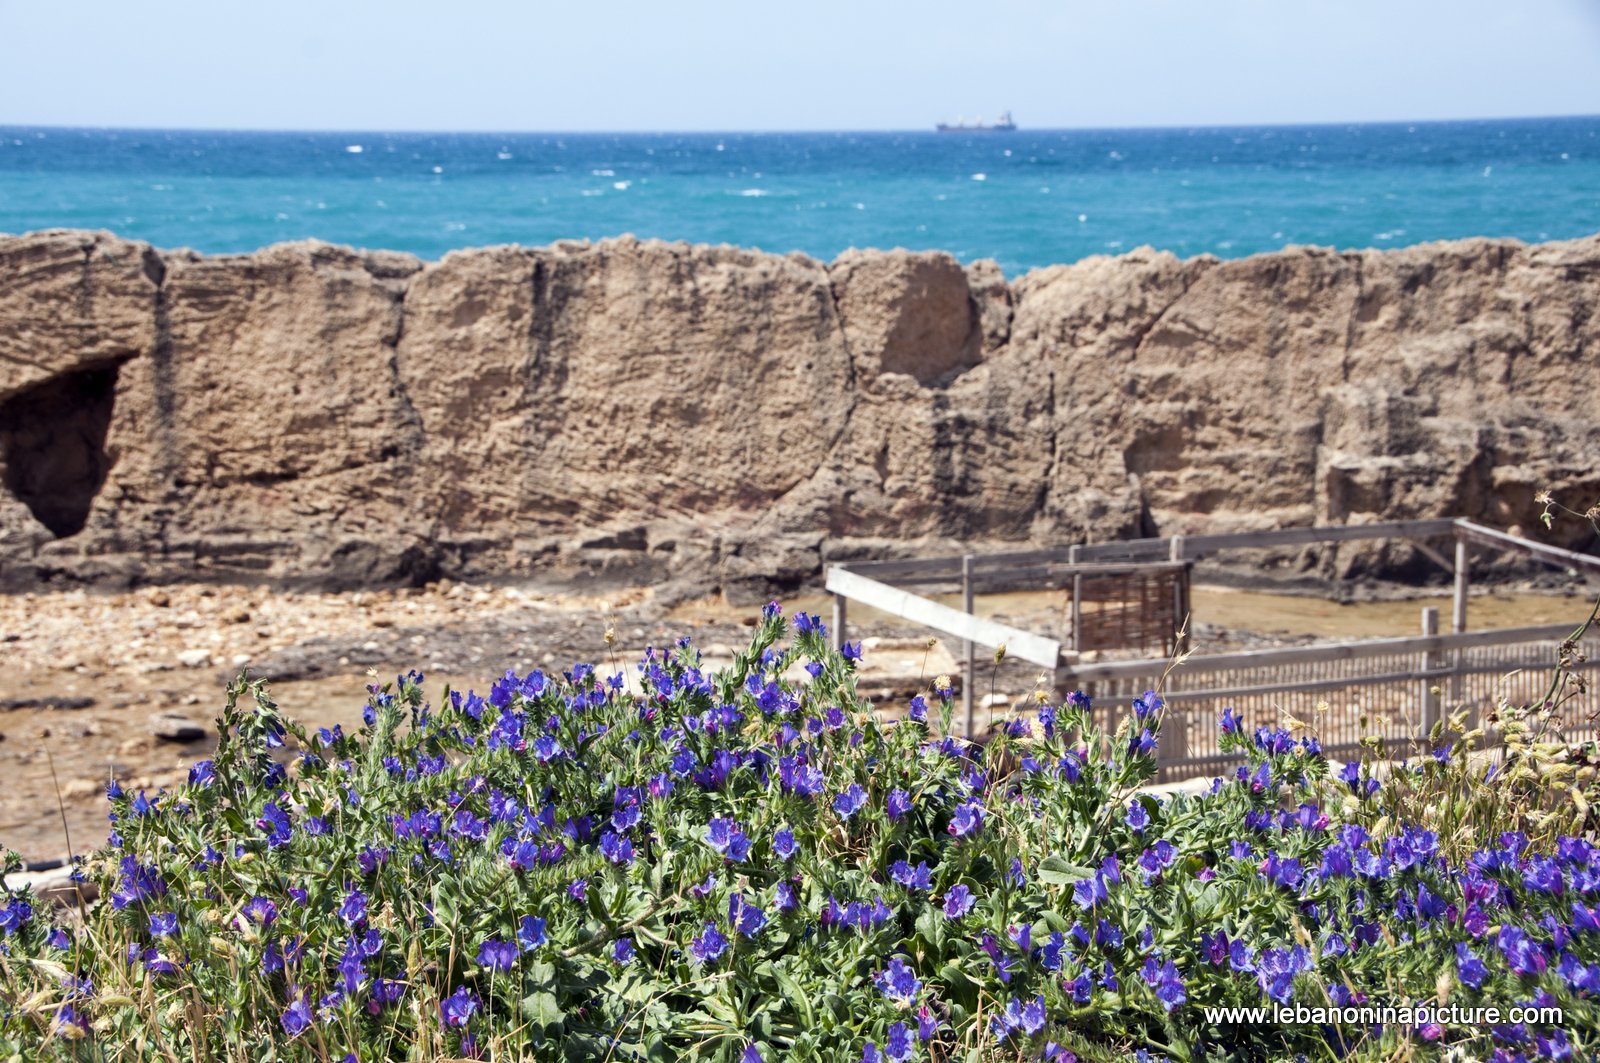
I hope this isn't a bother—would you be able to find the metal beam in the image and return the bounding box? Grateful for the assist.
[1405,538,1455,575]
[1173,518,1460,558]
[1453,519,1600,575]
[835,556,967,580]
[841,518,1465,582]
[1087,656,1599,705]
[824,566,1062,669]
[1148,667,1457,703]
[873,560,1189,592]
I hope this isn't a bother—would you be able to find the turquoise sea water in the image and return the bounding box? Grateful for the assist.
[1,118,1598,274]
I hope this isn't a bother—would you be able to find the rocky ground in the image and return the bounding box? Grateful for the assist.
[0,581,992,864]
[1,578,1590,865]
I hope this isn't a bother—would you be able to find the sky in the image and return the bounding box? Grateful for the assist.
[2,0,1600,132]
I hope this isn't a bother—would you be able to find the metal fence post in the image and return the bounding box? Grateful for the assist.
[1451,535,1469,710]
[830,579,846,652]
[1420,606,1440,743]
[1068,544,1082,654]
[962,554,976,739]
[1168,535,1186,654]
[1161,705,1188,782]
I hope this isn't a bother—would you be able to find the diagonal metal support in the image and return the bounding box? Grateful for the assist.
[824,566,1061,669]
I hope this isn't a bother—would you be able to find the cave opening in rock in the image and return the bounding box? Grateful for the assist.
[0,364,120,538]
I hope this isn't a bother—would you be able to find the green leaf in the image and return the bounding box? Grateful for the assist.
[700,994,739,1025]
[1036,856,1095,886]
[915,904,945,953]
[522,990,565,1030]
[1038,909,1072,933]
[615,970,665,1005]
[773,964,815,1029]
[429,880,459,930]
[938,961,978,1011]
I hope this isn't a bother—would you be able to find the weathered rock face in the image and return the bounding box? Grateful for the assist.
[394,239,856,589]
[1,228,1597,597]
[0,231,159,404]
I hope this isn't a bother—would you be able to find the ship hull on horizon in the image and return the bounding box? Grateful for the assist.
[935,123,1017,133]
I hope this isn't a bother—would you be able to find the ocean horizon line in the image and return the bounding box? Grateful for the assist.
[5,112,1600,139]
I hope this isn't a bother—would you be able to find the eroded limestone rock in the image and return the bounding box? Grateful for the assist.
[1,229,1595,596]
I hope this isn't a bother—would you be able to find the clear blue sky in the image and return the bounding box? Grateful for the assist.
[3,0,1599,132]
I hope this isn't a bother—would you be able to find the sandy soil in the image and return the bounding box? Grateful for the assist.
[1,579,1591,864]
[0,582,972,863]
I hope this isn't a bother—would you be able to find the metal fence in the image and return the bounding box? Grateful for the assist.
[1062,613,1600,781]
[826,517,1600,782]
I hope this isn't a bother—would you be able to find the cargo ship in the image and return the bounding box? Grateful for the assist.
[936,111,1016,133]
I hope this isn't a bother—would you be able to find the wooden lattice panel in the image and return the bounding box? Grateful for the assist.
[1068,568,1188,657]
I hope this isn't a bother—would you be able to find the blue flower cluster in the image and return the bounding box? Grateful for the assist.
[0,603,1596,1061]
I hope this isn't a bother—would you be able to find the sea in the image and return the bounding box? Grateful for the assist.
[2,117,1598,275]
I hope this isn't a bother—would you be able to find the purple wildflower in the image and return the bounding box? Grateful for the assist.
[874,956,922,1003]
[281,995,314,1038]
[1142,957,1187,1011]
[1138,840,1178,882]
[1497,925,1548,976]
[728,894,768,939]
[1255,946,1309,1003]
[774,880,798,912]
[1073,872,1109,910]
[885,1024,914,1062]
[948,801,984,838]
[599,830,635,865]
[706,817,753,861]
[1457,942,1488,989]
[891,860,932,890]
[0,896,34,941]
[441,985,479,1028]
[833,785,868,820]
[477,938,517,972]
[517,915,548,951]
[257,801,292,848]
[690,922,729,965]
[944,885,976,918]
